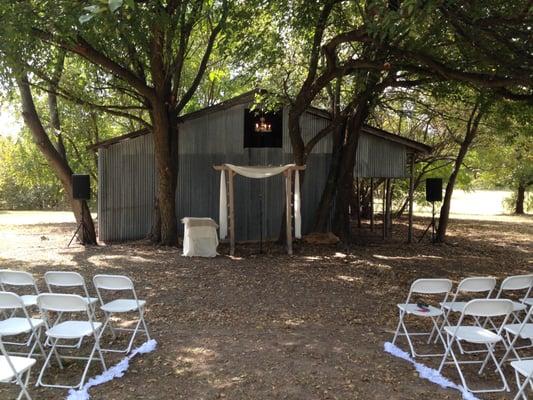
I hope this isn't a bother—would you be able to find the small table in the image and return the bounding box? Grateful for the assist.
[181,218,219,257]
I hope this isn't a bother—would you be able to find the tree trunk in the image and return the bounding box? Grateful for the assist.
[17,73,97,244]
[313,120,346,232]
[48,50,67,160]
[436,101,488,242]
[515,183,526,214]
[151,97,178,246]
[332,79,378,240]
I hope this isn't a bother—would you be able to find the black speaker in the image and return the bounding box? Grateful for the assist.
[426,178,442,202]
[72,174,90,200]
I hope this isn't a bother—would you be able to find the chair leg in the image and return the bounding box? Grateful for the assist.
[140,310,151,340]
[446,339,509,393]
[448,341,471,392]
[126,319,142,354]
[16,369,33,400]
[391,312,404,345]
[78,343,98,390]
[36,338,63,387]
[101,310,151,354]
[512,370,531,400]
[438,334,453,373]
[487,344,510,392]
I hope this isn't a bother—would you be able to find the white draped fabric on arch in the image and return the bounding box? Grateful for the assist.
[215,163,305,255]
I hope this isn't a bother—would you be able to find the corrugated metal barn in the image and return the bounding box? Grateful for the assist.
[92,92,430,242]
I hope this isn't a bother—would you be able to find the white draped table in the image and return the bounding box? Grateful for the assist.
[214,164,306,255]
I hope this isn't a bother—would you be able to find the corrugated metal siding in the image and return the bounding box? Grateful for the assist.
[98,134,155,241]
[98,104,406,242]
[354,133,407,178]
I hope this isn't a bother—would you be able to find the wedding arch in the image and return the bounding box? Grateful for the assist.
[214,164,306,255]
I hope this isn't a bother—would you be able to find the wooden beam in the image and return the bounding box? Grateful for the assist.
[382,181,386,239]
[213,165,306,171]
[370,178,374,231]
[285,171,293,255]
[386,178,392,238]
[228,170,235,256]
[356,178,361,228]
[408,155,415,243]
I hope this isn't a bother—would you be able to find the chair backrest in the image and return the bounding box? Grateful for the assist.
[93,275,134,291]
[93,274,140,307]
[37,293,89,313]
[410,278,453,294]
[0,291,25,310]
[499,274,533,292]
[463,299,514,318]
[44,271,85,287]
[0,270,37,286]
[44,271,92,299]
[457,276,496,294]
[0,271,39,298]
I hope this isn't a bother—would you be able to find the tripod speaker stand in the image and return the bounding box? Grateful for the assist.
[68,174,92,247]
[418,178,442,243]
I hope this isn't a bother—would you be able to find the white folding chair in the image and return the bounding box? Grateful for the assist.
[44,271,98,311]
[392,278,453,358]
[511,360,533,400]
[494,275,533,321]
[499,303,533,367]
[0,292,46,359]
[93,274,150,354]
[0,339,36,400]
[0,271,40,308]
[44,271,98,348]
[438,299,514,394]
[35,293,106,390]
[433,277,496,353]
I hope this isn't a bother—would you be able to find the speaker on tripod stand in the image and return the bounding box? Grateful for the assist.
[68,174,92,247]
[418,178,442,243]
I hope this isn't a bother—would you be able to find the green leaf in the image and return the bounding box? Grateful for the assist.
[109,0,123,13]
[79,14,94,24]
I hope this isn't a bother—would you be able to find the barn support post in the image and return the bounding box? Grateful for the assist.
[386,178,392,238]
[408,154,414,243]
[382,181,386,239]
[370,178,374,232]
[228,170,235,256]
[356,177,361,228]
[285,170,293,255]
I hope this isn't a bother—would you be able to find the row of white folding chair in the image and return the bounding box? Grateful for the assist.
[390,275,529,358]
[0,270,150,354]
[434,275,533,354]
[0,270,97,310]
[1,292,106,391]
[440,275,533,325]
[392,277,533,397]
[0,273,151,392]
[0,270,93,350]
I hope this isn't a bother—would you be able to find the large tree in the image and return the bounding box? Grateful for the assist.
[2,0,232,245]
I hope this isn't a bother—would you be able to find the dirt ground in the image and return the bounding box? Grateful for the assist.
[0,212,531,400]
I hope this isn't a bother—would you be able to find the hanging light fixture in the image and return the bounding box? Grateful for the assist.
[255,116,272,133]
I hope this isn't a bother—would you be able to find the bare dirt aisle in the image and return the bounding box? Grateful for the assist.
[0,212,531,399]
